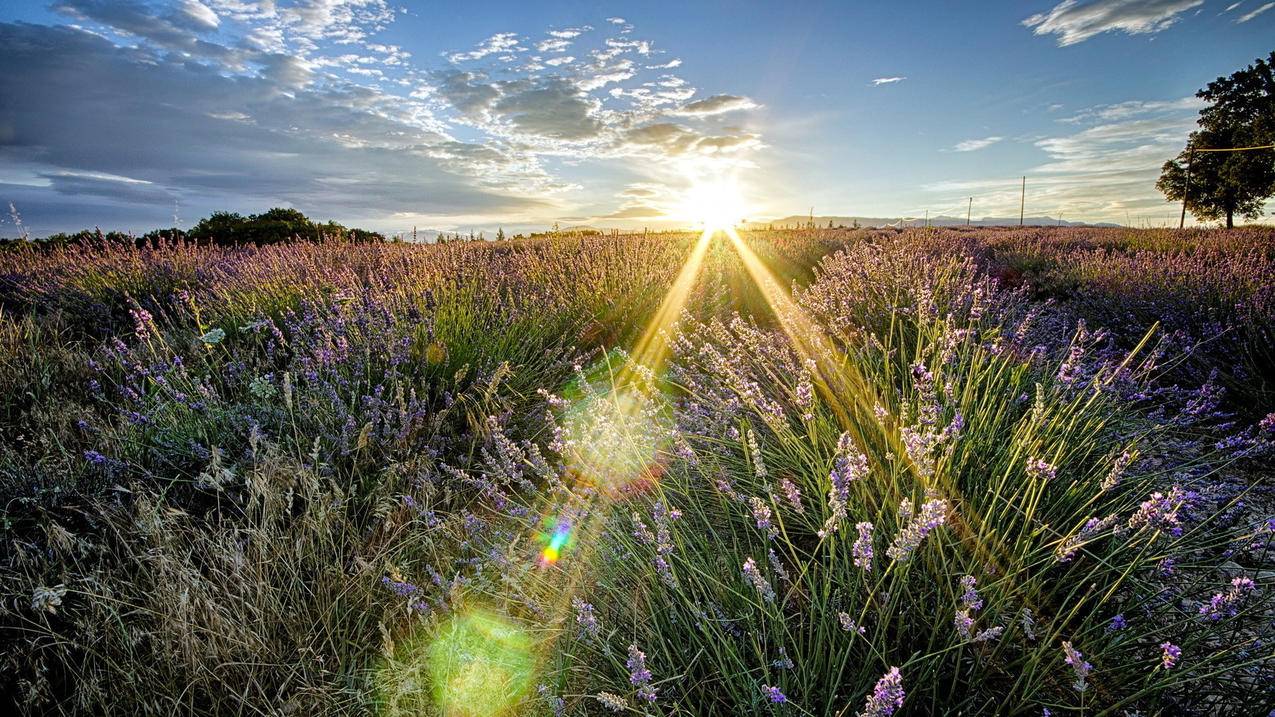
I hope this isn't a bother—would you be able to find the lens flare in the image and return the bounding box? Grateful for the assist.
[537,517,574,566]
[555,357,674,496]
[425,610,536,717]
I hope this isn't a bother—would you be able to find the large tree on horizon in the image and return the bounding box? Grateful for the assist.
[1157,51,1275,228]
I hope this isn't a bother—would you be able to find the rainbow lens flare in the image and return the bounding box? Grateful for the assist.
[538,518,574,566]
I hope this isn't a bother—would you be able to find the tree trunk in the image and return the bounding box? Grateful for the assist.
[1226,207,1234,229]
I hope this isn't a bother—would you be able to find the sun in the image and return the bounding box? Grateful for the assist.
[680,178,747,231]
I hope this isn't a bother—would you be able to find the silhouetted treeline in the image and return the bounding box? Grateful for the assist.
[0,207,386,250]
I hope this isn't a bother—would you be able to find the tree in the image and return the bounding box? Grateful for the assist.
[1158,52,1275,228]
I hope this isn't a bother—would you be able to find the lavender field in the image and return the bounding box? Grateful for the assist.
[1,227,1273,715]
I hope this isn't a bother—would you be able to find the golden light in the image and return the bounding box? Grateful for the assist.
[679,178,747,231]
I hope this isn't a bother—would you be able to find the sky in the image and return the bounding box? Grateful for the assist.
[0,0,1272,237]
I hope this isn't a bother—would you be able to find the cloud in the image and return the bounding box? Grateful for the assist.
[596,203,664,219]
[951,136,1003,152]
[1237,2,1274,21]
[178,0,220,30]
[621,123,762,157]
[446,32,521,62]
[1023,0,1203,46]
[925,96,1199,222]
[669,94,760,116]
[0,9,765,234]
[871,76,906,86]
[0,23,550,232]
[1061,96,1204,123]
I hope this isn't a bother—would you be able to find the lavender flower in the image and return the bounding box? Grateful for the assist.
[1199,576,1257,620]
[1128,486,1195,537]
[537,685,566,717]
[771,647,794,670]
[859,666,904,717]
[743,557,776,603]
[1101,450,1133,491]
[959,575,983,611]
[1055,514,1120,563]
[1061,641,1092,693]
[820,434,868,537]
[852,521,875,571]
[573,596,600,640]
[778,476,804,514]
[1159,642,1181,670]
[381,575,418,597]
[1107,614,1127,632]
[886,498,949,564]
[748,430,768,480]
[751,496,778,539]
[838,612,867,635]
[627,643,657,702]
[596,692,629,712]
[762,684,787,704]
[1026,456,1056,482]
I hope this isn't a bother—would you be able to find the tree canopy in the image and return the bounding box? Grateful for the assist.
[1157,51,1275,228]
[0,208,385,249]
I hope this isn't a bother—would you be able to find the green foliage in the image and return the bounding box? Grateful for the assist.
[1158,52,1275,227]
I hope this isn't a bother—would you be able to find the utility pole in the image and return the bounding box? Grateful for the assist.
[924,209,929,228]
[1019,176,1026,226]
[1179,148,1193,229]
[966,196,972,226]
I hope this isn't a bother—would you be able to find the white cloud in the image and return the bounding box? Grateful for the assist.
[1062,96,1204,122]
[1237,2,1274,21]
[179,0,220,30]
[926,97,1199,222]
[2,10,767,233]
[951,136,1003,152]
[871,76,905,86]
[1023,0,1203,46]
[447,32,521,62]
[670,94,759,116]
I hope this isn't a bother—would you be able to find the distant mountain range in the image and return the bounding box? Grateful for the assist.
[746,215,1121,229]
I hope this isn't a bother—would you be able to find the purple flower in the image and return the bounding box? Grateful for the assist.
[1199,576,1257,620]
[1026,457,1056,482]
[852,521,875,571]
[1107,614,1127,631]
[83,450,108,466]
[762,684,787,704]
[886,498,949,564]
[1061,641,1092,693]
[627,643,657,702]
[838,612,867,635]
[751,496,778,539]
[743,557,776,603]
[959,575,983,611]
[381,575,418,597]
[819,433,868,537]
[1159,642,1181,670]
[778,476,804,515]
[860,666,905,717]
[573,596,600,640]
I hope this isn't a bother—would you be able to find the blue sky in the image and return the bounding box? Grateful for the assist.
[0,0,1272,236]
